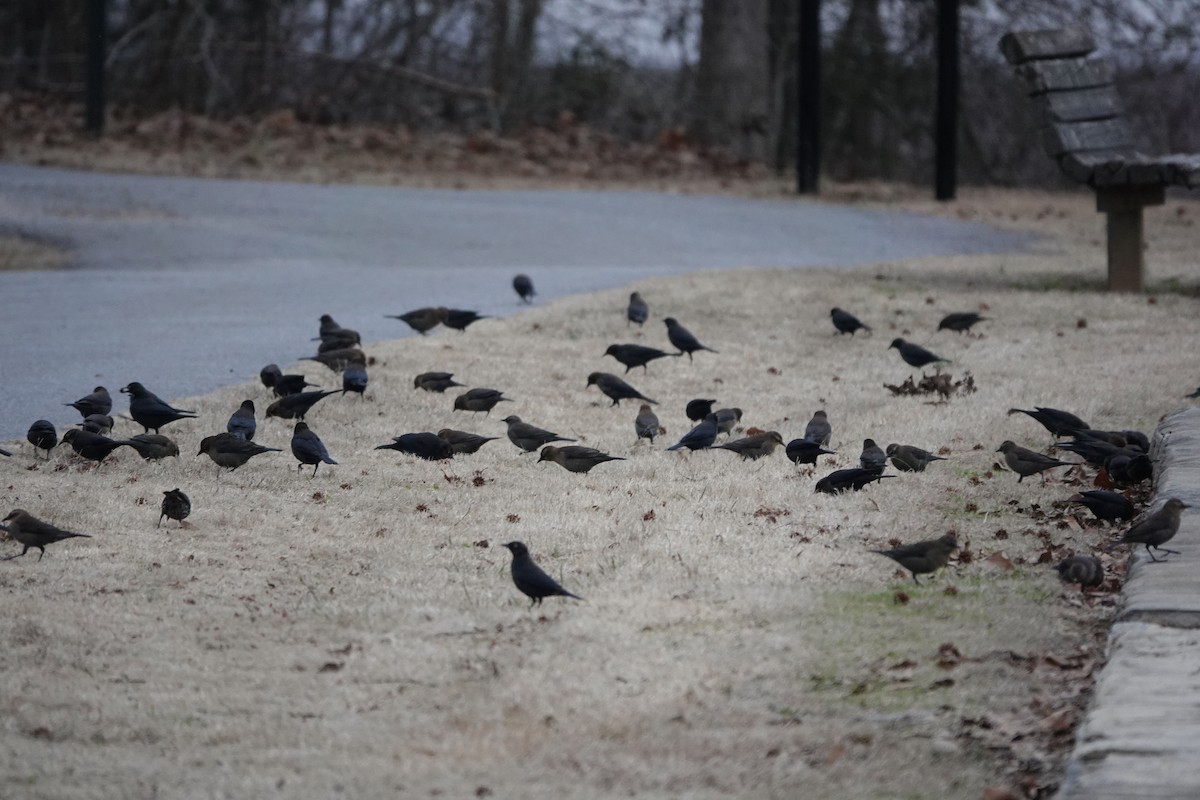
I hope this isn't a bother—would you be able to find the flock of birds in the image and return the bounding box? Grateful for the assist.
[0,271,1190,607]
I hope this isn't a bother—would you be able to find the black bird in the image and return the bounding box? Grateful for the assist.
[715,431,784,461]
[64,386,112,419]
[785,438,835,466]
[1056,555,1104,587]
[627,292,648,326]
[316,329,361,352]
[260,363,283,389]
[886,443,947,473]
[342,357,368,397]
[78,414,114,435]
[635,404,660,444]
[1069,490,1135,523]
[437,429,499,455]
[1007,407,1089,438]
[804,410,831,446]
[830,307,870,336]
[265,389,342,421]
[938,312,988,333]
[502,541,583,607]
[664,317,718,361]
[387,307,442,335]
[0,448,9,457]
[453,388,511,415]
[503,416,576,452]
[604,343,676,373]
[126,433,180,461]
[197,433,282,470]
[587,372,657,407]
[996,440,1075,482]
[889,338,950,369]
[1,509,91,561]
[415,372,464,393]
[227,400,257,441]
[713,407,743,437]
[375,432,454,461]
[1108,498,1190,562]
[1188,386,1200,399]
[26,420,57,458]
[61,429,134,464]
[303,347,364,373]
[667,413,719,452]
[685,398,717,422]
[291,421,337,476]
[538,445,625,474]
[159,489,191,528]
[1106,452,1153,486]
[872,534,958,584]
[815,467,893,494]
[315,314,360,347]
[860,438,887,471]
[121,382,198,433]
[439,307,487,332]
[513,273,535,303]
[261,364,317,397]
[1056,438,1127,469]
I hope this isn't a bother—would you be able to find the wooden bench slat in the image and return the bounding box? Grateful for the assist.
[1016,58,1114,94]
[1036,87,1123,123]
[1000,28,1096,64]
[1042,119,1134,157]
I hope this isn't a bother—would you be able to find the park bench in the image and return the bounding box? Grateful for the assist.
[999,27,1200,291]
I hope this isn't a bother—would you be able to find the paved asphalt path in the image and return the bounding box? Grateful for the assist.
[0,163,1032,442]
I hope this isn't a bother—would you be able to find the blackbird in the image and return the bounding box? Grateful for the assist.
[587,372,657,407]
[197,433,282,470]
[1007,407,1089,438]
[937,312,988,333]
[1,509,91,561]
[261,364,317,396]
[715,431,784,460]
[121,382,198,433]
[804,410,831,446]
[227,400,257,441]
[388,307,442,335]
[453,388,511,415]
[159,488,191,528]
[889,338,950,369]
[685,398,717,422]
[1069,490,1135,523]
[303,348,363,373]
[664,317,718,361]
[375,432,454,461]
[126,433,180,461]
[886,443,947,473]
[627,292,648,326]
[502,541,583,607]
[513,273,535,303]
[437,429,499,455]
[503,416,576,452]
[785,438,835,466]
[415,372,465,393]
[439,307,487,332]
[61,429,133,464]
[291,422,337,476]
[78,414,114,435]
[815,467,892,494]
[342,357,368,397]
[317,314,360,344]
[604,343,676,373]
[830,307,870,336]
[667,413,719,452]
[317,329,361,352]
[538,445,625,473]
[1188,386,1200,399]
[859,438,887,471]
[996,440,1075,482]
[26,420,57,458]
[1108,498,1190,562]
[1055,555,1104,587]
[635,404,660,444]
[265,389,342,421]
[872,534,958,584]
[64,386,112,419]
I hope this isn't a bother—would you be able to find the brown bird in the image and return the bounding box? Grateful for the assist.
[627,292,648,326]
[886,443,947,473]
[126,433,181,461]
[61,429,134,465]
[414,372,464,393]
[437,429,499,455]
[859,438,887,471]
[1055,555,1104,587]
[804,410,831,446]
[159,489,191,528]
[303,348,363,373]
[503,416,576,453]
[453,388,512,415]
[387,307,442,335]
[1107,498,1190,562]
[872,534,958,584]
[713,407,743,436]
[996,440,1075,482]
[635,404,660,444]
[715,431,784,460]
[538,445,625,473]
[198,433,283,470]
[1,509,91,561]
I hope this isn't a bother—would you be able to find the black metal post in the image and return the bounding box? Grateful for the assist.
[796,0,821,194]
[85,0,107,135]
[934,0,959,201]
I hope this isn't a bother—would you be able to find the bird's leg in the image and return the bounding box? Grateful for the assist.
[312,464,320,477]
[912,574,922,586]
[36,548,45,561]
[1146,545,1163,562]
[1155,546,1181,556]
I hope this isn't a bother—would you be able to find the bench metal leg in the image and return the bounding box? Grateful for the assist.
[1105,209,1144,292]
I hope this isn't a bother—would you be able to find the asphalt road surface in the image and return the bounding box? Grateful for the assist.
[0,163,1032,442]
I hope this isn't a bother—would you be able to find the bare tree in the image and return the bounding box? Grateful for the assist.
[692,0,770,162]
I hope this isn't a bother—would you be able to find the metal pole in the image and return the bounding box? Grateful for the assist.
[796,0,821,194]
[935,0,959,201]
[85,0,107,135]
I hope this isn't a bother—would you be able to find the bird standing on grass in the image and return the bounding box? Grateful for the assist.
[439,307,487,332]
[1107,498,1190,562]
[265,389,342,421]
[291,422,337,476]
[65,386,112,419]
[61,429,134,465]
[664,317,718,361]
[996,440,1075,483]
[635,404,660,445]
[513,274,535,303]
[503,416,576,453]
[342,356,369,397]
[122,382,197,433]
[859,439,887,471]
[387,307,442,335]
[159,489,191,528]
[1,509,91,561]
[815,467,892,494]
[375,432,454,461]
[1069,490,1135,523]
[437,429,499,455]
[414,372,464,393]
[453,388,511,415]
[886,443,947,473]
[587,372,657,407]
[1007,407,1089,438]
[667,413,719,452]
[889,338,949,369]
[197,433,282,470]
[227,400,256,441]
[872,534,958,584]
[26,420,57,458]
[938,312,988,333]
[804,410,832,447]
[126,433,180,461]
[502,541,583,608]
[785,438,835,466]
[715,431,784,461]
[604,343,676,373]
[538,445,625,473]
[627,292,648,326]
[830,308,870,336]
[1055,555,1103,587]
[685,398,717,422]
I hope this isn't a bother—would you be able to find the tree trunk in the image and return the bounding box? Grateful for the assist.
[693,0,771,162]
